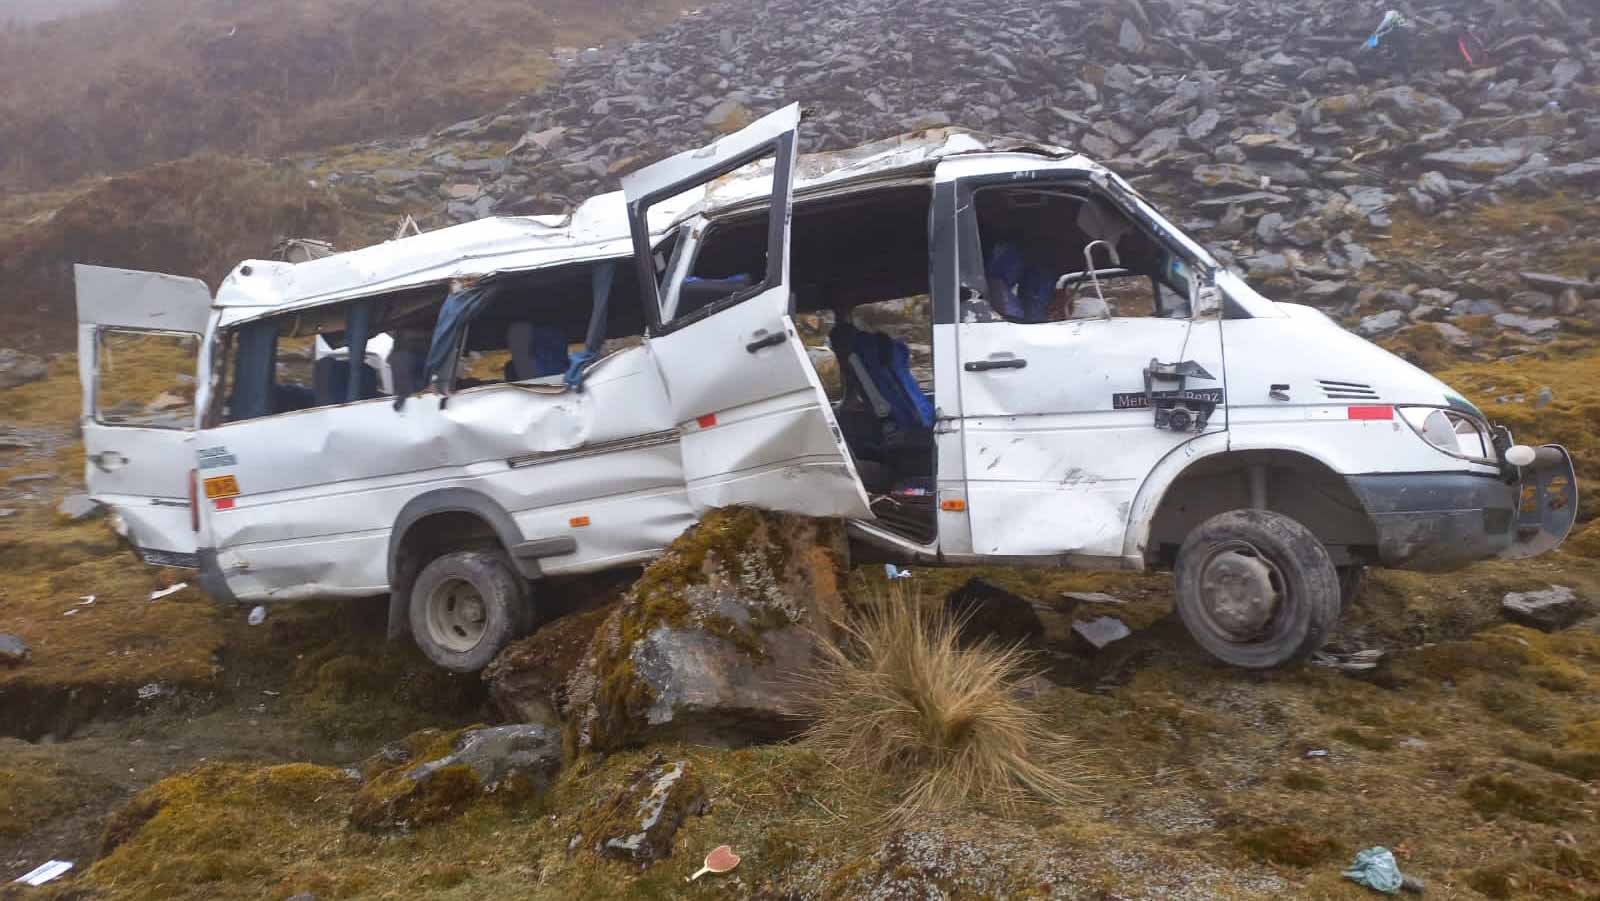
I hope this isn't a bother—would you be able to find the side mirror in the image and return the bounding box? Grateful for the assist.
[1194,282,1223,318]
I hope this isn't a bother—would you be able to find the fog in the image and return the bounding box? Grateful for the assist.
[0,0,117,24]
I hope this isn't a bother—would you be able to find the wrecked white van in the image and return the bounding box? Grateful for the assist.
[75,105,1576,672]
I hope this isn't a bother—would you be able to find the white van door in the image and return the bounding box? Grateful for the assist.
[74,265,211,567]
[623,105,872,519]
[940,171,1226,560]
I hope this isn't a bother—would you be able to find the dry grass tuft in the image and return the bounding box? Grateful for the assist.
[800,589,1093,822]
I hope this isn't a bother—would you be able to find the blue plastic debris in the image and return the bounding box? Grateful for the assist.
[1343,846,1404,895]
[1363,10,1406,50]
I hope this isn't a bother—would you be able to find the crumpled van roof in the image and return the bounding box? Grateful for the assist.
[212,128,1078,317]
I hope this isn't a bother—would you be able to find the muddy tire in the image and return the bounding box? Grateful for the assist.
[1174,509,1340,669]
[409,550,530,673]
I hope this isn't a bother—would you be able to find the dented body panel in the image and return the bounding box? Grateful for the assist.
[72,119,1574,620]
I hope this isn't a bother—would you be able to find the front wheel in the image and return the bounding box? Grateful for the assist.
[409,550,530,673]
[1174,509,1340,669]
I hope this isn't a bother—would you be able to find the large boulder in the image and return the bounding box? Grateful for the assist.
[349,724,561,831]
[569,506,849,752]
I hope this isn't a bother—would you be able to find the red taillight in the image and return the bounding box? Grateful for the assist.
[1347,405,1394,421]
[188,469,200,531]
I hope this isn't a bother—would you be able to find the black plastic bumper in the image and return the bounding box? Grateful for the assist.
[1347,472,1519,572]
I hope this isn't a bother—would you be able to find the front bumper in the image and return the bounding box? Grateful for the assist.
[1348,445,1577,571]
[1348,472,1518,571]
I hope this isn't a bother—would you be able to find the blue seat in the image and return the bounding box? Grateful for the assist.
[507,322,570,381]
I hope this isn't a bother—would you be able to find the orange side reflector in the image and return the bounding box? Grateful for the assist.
[570,516,591,528]
[940,499,966,512]
[696,413,718,429]
[1347,405,1394,420]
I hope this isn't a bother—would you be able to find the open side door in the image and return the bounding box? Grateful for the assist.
[75,265,211,568]
[623,105,872,519]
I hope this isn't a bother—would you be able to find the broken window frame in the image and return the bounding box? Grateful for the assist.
[423,255,631,399]
[91,326,201,431]
[204,289,443,427]
[951,171,1231,325]
[628,132,796,337]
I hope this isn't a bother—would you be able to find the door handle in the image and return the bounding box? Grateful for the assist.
[746,332,787,353]
[88,451,128,473]
[965,358,1027,372]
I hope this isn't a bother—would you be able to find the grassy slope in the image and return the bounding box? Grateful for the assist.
[0,0,695,189]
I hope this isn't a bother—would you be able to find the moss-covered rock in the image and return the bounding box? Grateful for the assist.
[570,506,849,752]
[349,723,561,831]
[483,602,617,729]
[578,757,706,864]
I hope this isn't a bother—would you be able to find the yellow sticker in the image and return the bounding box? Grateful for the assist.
[203,475,240,499]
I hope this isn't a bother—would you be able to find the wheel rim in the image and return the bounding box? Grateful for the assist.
[425,576,488,653]
[1195,540,1286,642]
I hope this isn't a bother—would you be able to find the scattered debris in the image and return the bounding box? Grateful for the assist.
[248,605,268,626]
[1063,591,1127,606]
[687,844,741,882]
[1342,846,1424,894]
[1305,748,1330,758]
[1072,616,1132,650]
[1313,649,1386,673]
[136,683,167,700]
[149,583,188,602]
[12,860,73,886]
[56,494,101,521]
[883,563,913,580]
[1502,585,1584,632]
[0,632,30,666]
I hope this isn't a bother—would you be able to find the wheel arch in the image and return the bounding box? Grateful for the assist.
[1126,439,1379,568]
[386,488,532,640]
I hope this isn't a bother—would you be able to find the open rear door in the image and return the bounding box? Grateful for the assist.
[75,265,211,568]
[623,105,871,519]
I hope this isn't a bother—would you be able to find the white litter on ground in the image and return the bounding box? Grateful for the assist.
[149,583,188,602]
[14,861,73,886]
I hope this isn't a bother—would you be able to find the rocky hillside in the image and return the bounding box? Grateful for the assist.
[7,0,1597,359]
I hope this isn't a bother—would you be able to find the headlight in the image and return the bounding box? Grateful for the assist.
[1397,406,1493,462]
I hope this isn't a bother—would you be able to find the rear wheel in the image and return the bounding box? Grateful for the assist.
[1174,509,1340,669]
[409,550,530,673]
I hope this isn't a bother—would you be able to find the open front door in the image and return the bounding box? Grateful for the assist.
[75,265,211,567]
[624,105,871,519]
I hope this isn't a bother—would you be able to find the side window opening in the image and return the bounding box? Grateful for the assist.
[209,285,444,425]
[966,184,1191,323]
[94,328,199,429]
[638,146,783,332]
[440,257,646,393]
